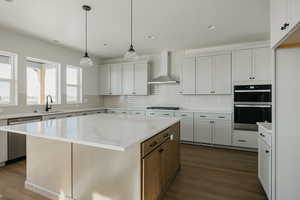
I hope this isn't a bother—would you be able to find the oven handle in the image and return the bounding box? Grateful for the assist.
[234,104,271,108]
[234,90,271,93]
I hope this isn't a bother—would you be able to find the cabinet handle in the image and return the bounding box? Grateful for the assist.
[265,150,270,154]
[200,115,207,118]
[163,114,170,116]
[163,134,169,138]
[210,91,215,94]
[149,141,158,147]
[260,133,265,137]
[66,115,73,118]
[181,114,187,117]
[238,139,247,142]
[158,148,164,153]
[218,116,225,119]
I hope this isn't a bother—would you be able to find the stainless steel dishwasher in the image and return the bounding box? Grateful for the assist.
[7,116,42,161]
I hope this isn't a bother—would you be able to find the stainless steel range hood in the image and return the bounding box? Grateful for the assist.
[148,51,179,84]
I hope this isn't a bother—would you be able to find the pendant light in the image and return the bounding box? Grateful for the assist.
[80,5,93,67]
[124,0,138,60]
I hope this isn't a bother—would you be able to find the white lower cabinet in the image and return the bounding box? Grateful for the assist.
[174,112,194,142]
[194,113,232,145]
[258,138,271,199]
[0,119,8,166]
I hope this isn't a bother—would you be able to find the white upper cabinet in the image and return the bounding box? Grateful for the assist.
[100,62,148,96]
[271,0,300,48]
[214,54,232,94]
[233,47,271,83]
[134,63,148,95]
[181,57,196,94]
[122,63,134,95]
[252,48,272,82]
[232,49,253,82]
[196,56,213,94]
[99,65,111,95]
[110,64,123,95]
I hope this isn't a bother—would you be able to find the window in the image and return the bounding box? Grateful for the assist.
[0,51,17,105]
[66,65,82,104]
[26,58,60,104]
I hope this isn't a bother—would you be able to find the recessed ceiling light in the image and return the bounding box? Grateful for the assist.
[53,40,60,44]
[4,0,14,2]
[146,35,156,40]
[208,25,216,30]
[103,43,109,47]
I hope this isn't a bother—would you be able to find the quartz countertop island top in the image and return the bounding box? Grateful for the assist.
[0,114,180,151]
[257,122,272,134]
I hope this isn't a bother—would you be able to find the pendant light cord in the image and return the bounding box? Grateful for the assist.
[130,0,133,46]
[85,9,88,55]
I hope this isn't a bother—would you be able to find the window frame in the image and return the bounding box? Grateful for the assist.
[26,57,61,105]
[66,65,82,104]
[0,50,18,106]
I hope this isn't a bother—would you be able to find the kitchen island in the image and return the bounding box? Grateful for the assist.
[0,114,181,200]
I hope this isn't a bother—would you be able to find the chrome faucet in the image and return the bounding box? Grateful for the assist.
[45,95,53,112]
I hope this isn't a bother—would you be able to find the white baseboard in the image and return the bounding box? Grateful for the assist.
[25,181,73,200]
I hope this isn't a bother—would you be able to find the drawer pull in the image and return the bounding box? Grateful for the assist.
[265,150,270,154]
[158,148,164,153]
[218,116,225,119]
[200,115,207,118]
[163,114,170,116]
[149,141,158,147]
[66,115,73,118]
[181,114,187,117]
[238,139,247,143]
[163,134,169,138]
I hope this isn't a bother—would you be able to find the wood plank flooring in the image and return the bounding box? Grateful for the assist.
[164,144,267,200]
[0,144,266,200]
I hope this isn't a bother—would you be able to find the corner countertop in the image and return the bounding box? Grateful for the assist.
[257,122,272,134]
[0,114,180,151]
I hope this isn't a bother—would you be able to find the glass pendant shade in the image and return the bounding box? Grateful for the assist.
[80,53,93,67]
[124,45,138,60]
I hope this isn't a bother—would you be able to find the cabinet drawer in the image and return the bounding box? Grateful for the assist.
[258,128,271,147]
[174,112,193,118]
[233,130,258,148]
[194,112,231,120]
[142,132,165,157]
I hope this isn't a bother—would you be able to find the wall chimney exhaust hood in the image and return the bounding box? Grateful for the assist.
[148,51,179,84]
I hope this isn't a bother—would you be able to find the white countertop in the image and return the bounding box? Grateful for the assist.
[0,107,106,120]
[0,114,180,151]
[257,122,272,134]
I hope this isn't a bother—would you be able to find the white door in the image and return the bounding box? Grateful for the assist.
[134,63,148,95]
[181,57,196,94]
[213,120,232,146]
[252,48,272,82]
[122,63,134,95]
[213,54,232,94]
[175,112,194,142]
[99,65,111,95]
[194,118,212,144]
[196,56,212,94]
[271,0,289,47]
[0,120,7,164]
[232,49,252,82]
[110,64,123,95]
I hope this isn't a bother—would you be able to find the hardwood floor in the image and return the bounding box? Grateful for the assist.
[0,144,266,200]
[164,144,267,200]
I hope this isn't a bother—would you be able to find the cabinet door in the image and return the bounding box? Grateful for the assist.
[99,65,111,95]
[196,56,213,94]
[142,148,162,200]
[289,0,300,29]
[271,0,289,48]
[122,63,134,95]
[181,57,196,94]
[252,48,272,82]
[232,49,252,82]
[258,139,271,198]
[194,118,212,143]
[110,64,123,95]
[0,120,7,164]
[213,120,232,146]
[214,54,232,94]
[174,112,194,142]
[134,63,148,95]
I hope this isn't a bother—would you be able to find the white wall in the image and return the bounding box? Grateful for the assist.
[103,51,233,111]
[0,28,104,114]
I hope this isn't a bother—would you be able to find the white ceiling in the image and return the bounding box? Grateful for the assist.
[0,0,270,59]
